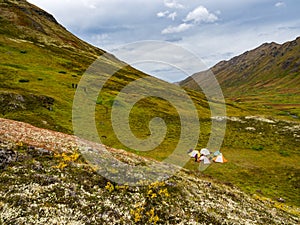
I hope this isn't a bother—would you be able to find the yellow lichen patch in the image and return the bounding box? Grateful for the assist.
[147,208,159,224]
[53,162,68,169]
[130,206,144,223]
[148,181,165,189]
[105,181,115,193]
[158,188,170,197]
[115,184,128,191]
[53,151,80,169]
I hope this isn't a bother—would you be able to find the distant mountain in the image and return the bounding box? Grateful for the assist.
[180,37,300,96]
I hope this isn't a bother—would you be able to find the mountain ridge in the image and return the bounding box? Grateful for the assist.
[179,36,300,119]
[0,0,104,57]
[180,36,300,95]
[0,0,151,133]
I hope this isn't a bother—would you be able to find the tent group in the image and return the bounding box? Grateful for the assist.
[188,148,227,164]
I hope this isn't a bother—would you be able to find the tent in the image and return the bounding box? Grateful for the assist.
[188,150,199,158]
[213,153,227,163]
[200,148,210,156]
[199,155,211,164]
[213,150,221,156]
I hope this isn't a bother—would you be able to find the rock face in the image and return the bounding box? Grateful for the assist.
[0,93,54,114]
[0,118,299,224]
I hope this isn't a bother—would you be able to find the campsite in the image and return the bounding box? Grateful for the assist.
[188,148,227,172]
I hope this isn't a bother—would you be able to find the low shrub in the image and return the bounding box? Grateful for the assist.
[18,79,30,83]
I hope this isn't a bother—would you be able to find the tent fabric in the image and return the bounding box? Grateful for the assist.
[200,155,211,164]
[200,148,210,156]
[213,150,221,156]
[213,153,228,163]
[188,150,199,158]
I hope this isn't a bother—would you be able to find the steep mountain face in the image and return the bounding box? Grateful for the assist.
[180,37,300,96]
[0,0,109,129]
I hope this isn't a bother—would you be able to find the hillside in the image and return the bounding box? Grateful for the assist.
[179,37,300,118]
[0,0,213,149]
[0,118,299,224]
[0,0,104,133]
[0,0,103,57]
[0,0,300,220]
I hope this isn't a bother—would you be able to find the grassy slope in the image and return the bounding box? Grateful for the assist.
[0,36,85,132]
[179,38,300,206]
[0,0,299,209]
[180,37,300,119]
[0,1,216,155]
[186,117,300,207]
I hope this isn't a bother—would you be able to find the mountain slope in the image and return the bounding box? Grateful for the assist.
[179,37,300,117]
[0,0,215,156]
[0,0,107,133]
[1,0,299,214]
[180,37,300,94]
[0,0,103,57]
[0,118,299,224]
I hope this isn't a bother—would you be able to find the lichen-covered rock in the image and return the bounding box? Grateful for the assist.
[0,147,17,169]
[0,118,299,224]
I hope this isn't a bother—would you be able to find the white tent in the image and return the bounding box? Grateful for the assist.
[200,148,210,156]
[188,150,199,158]
[213,153,228,163]
[200,155,211,164]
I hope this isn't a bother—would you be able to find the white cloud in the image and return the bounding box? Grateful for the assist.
[161,23,193,34]
[168,12,177,20]
[27,0,300,81]
[157,10,176,20]
[184,6,218,23]
[157,10,169,18]
[275,2,285,7]
[164,0,184,9]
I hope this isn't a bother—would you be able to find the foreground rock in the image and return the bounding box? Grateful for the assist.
[0,118,299,224]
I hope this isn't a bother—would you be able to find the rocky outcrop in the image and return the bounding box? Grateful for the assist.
[0,92,54,114]
[0,118,299,224]
[0,147,17,169]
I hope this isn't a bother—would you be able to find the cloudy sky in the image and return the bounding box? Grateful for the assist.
[28,0,300,82]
